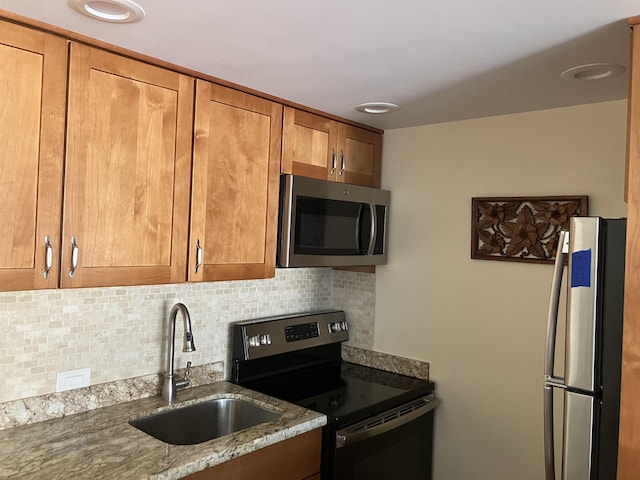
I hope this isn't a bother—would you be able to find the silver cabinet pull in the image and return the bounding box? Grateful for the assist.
[43,235,53,279]
[330,149,337,176]
[194,239,203,274]
[69,235,79,278]
[339,150,346,176]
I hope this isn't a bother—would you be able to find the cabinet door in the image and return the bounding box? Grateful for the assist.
[0,22,66,291]
[282,106,338,181]
[61,44,193,288]
[189,81,282,281]
[336,123,382,187]
[619,20,640,480]
[182,429,321,480]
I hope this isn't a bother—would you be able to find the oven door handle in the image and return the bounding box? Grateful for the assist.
[335,395,440,448]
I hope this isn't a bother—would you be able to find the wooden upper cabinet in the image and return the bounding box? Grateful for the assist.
[282,106,382,187]
[0,21,66,292]
[189,81,282,282]
[336,123,382,188]
[282,107,337,180]
[61,43,194,288]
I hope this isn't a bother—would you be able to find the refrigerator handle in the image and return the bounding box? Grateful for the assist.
[544,230,569,379]
[544,385,556,480]
[543,229,569,480]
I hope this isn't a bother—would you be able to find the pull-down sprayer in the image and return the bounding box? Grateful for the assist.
[162,302,196,403]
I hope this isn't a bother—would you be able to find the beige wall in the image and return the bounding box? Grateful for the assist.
[375,100,628,480]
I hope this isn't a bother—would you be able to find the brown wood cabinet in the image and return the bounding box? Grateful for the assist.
[181,428,321,480]
[618,18,640,480]
[0,22,66,292]
[0,13,384,291]
[282,106,382,187]
[60,44,194,288]
[188,81,282,282]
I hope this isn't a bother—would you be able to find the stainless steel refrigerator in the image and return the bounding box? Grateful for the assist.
[544,217,626,480]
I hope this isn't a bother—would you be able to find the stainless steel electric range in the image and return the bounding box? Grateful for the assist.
[231,310,439,480]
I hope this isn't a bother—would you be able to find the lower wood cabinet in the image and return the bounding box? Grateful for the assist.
[181,429,321,480]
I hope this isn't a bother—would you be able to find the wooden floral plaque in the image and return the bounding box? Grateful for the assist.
[471,196,588,264]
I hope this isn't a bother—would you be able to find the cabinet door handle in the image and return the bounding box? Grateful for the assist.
[339,150,346,176]
[69,236,79,278]
[43,235,53,279]
[330,149,337,176]
[194,239,203,274]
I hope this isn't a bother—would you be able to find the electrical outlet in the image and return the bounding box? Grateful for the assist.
[56,368,91,392]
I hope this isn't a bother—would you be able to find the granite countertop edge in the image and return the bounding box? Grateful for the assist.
[0,381,326,480]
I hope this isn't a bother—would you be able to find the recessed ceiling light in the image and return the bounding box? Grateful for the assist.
[560,63,625,81]
[355,102,399,114]
[68,0,145,23]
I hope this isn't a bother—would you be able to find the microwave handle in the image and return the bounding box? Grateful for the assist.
[367,203,377,255]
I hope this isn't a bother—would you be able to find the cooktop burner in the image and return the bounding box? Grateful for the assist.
[243,361,433,426]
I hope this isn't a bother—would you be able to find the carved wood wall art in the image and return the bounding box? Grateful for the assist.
[471,196,588,264]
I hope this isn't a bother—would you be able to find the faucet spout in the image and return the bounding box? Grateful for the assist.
[162,302,196,403]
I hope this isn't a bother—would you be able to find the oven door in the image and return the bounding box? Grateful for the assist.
[333,395,439,480]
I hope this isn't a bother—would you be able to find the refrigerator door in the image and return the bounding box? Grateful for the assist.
[565,217,601,392]
[562,390,597,480]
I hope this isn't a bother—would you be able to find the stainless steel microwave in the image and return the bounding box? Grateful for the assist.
[277,175,390,267]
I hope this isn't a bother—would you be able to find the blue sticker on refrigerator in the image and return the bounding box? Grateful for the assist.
[571,249,592,288]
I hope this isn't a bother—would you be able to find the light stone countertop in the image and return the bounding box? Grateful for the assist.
[0,381,326,480]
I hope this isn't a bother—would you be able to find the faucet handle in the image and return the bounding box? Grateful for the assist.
[174,361,193,391]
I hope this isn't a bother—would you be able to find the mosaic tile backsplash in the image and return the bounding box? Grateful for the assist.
[0,268,375,403]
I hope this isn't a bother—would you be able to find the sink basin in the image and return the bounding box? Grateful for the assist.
[129,398,280,445]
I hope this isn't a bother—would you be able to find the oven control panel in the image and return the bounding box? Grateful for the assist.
[285,322,319,342]
[232,310,349,360]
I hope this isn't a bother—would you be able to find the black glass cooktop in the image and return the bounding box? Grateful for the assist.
[241,361,433,427]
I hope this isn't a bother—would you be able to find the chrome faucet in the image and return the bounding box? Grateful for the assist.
[162,302,196,403]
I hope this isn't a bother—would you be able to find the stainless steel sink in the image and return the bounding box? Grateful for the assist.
[129,398,280,445]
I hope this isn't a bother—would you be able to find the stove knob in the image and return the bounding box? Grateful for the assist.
[248,335,260,347]
[341,321,348,331]
[259,334,272,345]
[329,322,342,333]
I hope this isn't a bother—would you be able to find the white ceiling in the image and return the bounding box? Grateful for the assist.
[0,0,638,130]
